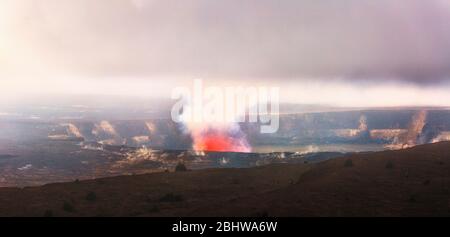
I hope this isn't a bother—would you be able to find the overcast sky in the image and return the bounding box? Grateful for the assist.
[1,0,450,106]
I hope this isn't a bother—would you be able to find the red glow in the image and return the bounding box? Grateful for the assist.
[193,132,251,153]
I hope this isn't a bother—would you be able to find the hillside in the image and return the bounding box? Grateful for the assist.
[0,142,449,216]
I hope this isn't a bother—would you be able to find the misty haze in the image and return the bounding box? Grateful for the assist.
[0,0,449,218]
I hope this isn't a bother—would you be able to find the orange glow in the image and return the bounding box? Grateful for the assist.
[192,131,251,153]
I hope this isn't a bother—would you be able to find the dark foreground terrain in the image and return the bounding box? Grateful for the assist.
[0,142,449,217]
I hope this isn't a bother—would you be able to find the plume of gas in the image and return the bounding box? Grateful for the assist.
[385,110,427,150]
[61,123,83,138]
[178,104,251,153]
[92,120,125,145]
[431,132,450,143]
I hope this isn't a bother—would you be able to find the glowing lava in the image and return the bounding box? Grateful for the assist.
[193,130,251,153]
[191,128,251,152]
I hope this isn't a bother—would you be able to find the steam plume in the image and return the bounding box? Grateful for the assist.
[181,122,251,153]
[386,110,428,149]
[405,110,428,146]
[192,126,251,153]
[62,123,83,138]
[92,120,124,145]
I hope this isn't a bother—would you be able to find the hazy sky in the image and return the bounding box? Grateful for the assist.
[1,0,450,106]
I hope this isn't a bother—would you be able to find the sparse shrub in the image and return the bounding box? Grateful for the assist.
[43,209,53,217]
[85,191,97,202]
[159,193,183,202]
[145,196,153,203]
[408,194,417,203]
[147,205,160,213]
[175,162,188,172]
[231,178,240,185]
[254,211,269,217]
[404,169,410,178]
[62,201,75,212]
[385,161,394,169]
[344,159,353,167]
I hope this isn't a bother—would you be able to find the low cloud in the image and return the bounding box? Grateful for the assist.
[1,0,450,84]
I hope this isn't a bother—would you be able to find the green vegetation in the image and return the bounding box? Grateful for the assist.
[385,161,394,169]
[146,206,160,213]
[159,193,183,202]
[408,194,417,203]
[43,209,53,217]
[175,162,188,172]
[344,159,353,167]
[85,191,97,202]
[254,211,269,217]
[62,201,75,212]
